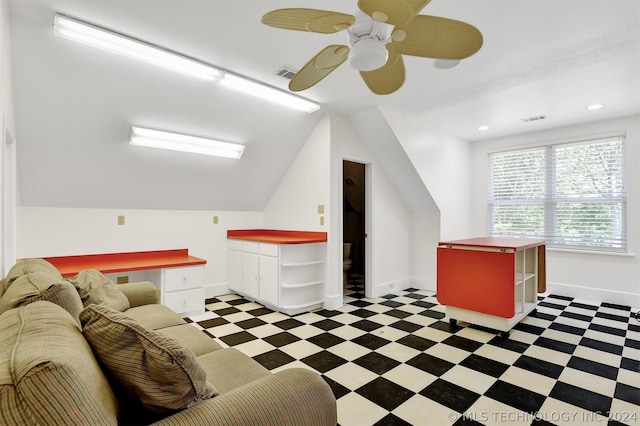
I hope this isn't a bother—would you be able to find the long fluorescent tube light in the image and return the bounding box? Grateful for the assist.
[130,126,245,159]
[219,73,320,113]
[54,14,223,81]
[53,13,320,113]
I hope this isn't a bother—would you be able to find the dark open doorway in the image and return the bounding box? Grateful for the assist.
[343,160,366,298]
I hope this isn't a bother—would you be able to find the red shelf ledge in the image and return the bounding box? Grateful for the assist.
[42,249,206,278]
[227,229,327,244]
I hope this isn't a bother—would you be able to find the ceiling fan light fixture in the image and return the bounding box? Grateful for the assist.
[434,59,461,69]
[348,38,388,71]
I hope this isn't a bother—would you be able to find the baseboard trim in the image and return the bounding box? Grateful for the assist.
[204,282,229,299]
[324,293,342,310]
[546,281,639,307]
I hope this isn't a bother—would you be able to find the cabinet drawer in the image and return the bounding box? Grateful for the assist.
[243,241,260,254]
[227,239,243,250]
[164,266,203,292]
[259,243,279,257]
[163,288,203,315]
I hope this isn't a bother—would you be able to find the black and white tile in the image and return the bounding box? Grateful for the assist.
[185,290,640,426]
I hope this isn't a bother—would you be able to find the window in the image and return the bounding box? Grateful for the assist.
[488,136,626,251]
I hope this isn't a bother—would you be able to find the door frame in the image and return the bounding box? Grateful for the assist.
[342,157,373,299]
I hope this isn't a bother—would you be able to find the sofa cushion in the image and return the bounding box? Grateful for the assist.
[0,258,62,298]
[0,272,84,326]
[80,304,217,416]
[0,301,119,426]
[196,348,271,394]
[157,324,223,356]
[125,303,187,330]
[67,268,130,311]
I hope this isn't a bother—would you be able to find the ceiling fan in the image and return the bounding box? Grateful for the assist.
[261,0,483,95]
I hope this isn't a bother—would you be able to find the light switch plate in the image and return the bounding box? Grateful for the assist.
[317,204,324,214]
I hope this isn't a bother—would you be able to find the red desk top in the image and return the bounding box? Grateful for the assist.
[439,237,545,251]
[42,249,206,278]
[227,229,327,244]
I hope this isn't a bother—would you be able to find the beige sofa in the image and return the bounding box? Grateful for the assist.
[0,259,336,425]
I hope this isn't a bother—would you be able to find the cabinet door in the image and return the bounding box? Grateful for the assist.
[227,249,243,293]
[243,253,260,300]
[259,255,279,306]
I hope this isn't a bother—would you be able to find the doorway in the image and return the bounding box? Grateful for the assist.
[343,160,366,298]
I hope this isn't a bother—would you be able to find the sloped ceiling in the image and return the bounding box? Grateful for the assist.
[8,0,640,211]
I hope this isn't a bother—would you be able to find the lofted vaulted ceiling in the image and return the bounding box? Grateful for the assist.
[8,0,640,210]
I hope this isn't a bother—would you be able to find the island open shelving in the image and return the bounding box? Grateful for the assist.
[436,237,546,338]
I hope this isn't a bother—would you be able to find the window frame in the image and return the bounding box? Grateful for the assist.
[487,134,627,253]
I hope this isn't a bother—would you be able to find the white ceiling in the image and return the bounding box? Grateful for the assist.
[8,0,640,210]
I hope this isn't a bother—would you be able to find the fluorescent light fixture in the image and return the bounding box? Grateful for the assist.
[587,104,604,110]
[54,14,223,81]
[218,72,320,113]
[130,126,245,159]
[478,125,489,131]
[53,13,320,113]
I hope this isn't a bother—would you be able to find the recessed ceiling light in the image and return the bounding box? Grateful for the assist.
[587,104,604,110]
[478,125,489,131]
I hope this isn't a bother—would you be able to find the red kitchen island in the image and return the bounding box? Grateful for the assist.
[437,237,546,338]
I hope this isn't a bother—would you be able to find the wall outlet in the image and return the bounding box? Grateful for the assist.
[320,216,324,225]
[117,215,125,225]
[213,215,219,224]
[116,276,129,284]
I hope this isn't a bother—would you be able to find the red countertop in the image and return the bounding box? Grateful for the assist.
[227,229,327,244]
[42,249,206,278]
[439,237,545,251]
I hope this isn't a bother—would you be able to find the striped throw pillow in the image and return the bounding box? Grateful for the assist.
[79,304,217,416]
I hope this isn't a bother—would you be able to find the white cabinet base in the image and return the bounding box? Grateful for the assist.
[227,240,326,316]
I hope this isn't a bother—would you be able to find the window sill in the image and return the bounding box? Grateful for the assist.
[547,247,635,257]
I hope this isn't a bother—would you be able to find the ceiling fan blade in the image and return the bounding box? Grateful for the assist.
[289,45,350,91]
[360,44,405,95]
[261,9,355,34]
[357,0,431,26]
[394,15,483,59]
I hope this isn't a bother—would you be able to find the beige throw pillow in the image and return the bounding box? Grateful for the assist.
[0,272,83,326]
[79,304,217,415]
[68,269,130,311]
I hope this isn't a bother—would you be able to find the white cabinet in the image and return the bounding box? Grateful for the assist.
[226,240,326,315]
[144,265,205,317]
[259,247,279,307]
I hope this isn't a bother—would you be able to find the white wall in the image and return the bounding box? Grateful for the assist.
[329,112,416,301]
[469,115,640,306]
[16,111,421,308]
[1,0,17,276]
[16,207,262,297]
[382,109,472,240]
[263,113,330,231]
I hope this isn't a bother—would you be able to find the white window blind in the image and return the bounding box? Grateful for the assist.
[488,136,626,251]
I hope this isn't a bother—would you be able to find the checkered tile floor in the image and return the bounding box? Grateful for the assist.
[185,289,640,425]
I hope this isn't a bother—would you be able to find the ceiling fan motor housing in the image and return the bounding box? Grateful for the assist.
[347,11,391,71]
